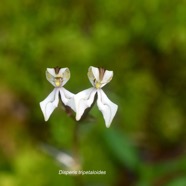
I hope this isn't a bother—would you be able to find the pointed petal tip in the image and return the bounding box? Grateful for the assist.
[105,121,112,128]
[39,89,59,122]
[75,115,81,121]
[75,111,82,121]
[106,104,118,128]
[44,115,49,122]
[97,89,118,128]
[40,102,48,121]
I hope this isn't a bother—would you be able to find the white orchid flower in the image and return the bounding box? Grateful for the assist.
[74,66,118,128]
[40,67,75,121]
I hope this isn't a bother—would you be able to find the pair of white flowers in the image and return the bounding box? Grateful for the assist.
[40,66,118,128]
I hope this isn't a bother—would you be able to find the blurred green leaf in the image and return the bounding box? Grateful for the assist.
[166,177,186,186]
[103,128,140,171]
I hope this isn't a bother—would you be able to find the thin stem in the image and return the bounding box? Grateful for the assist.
[73,121,85,186]
[73,121,80,164]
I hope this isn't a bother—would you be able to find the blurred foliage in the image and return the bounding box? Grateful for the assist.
[0,0,186,185]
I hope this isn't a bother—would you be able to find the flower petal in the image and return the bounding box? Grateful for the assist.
[74,87,97,120]
[46,68,56,77]
[87,66,114,88]
[59,87,75,111]
[46,68,70,87]
[59,68,70,86]
[97,89,118,128]
[101,70,113,87]
[40,88,59,121]
[87,66,99,86]
[46,68,56,87]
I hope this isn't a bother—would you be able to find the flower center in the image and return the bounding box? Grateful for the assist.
[94,79,102,89]
[54,77,63,87]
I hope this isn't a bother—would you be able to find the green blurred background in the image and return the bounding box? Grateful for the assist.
[0,0,186,185]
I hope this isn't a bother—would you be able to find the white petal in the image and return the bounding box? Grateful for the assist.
[87,66,99,86]
[74,87,97,120]
[101,70,113,88]
[88,66,114,88]
[46,68,70,87]
[47,68,56,77]
[40,88,59,121]
[59,68,70,86]
[59,87,75,111]
[46,69,56,87]
[97,89,118,128]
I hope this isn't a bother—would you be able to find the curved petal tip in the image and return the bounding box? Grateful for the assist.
[97,89,118,128]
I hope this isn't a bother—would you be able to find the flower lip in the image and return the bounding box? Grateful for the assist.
[54,77,63,87]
